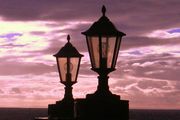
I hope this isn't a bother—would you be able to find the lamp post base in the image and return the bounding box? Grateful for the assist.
[48,99,74,120]
[86,89,120,100]
[75,96,129,120]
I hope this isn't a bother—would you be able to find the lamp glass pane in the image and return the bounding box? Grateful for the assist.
[112,37,121,68]
[107,37,116,68]
[87,36,100,68]
[70,58,79,82]
[101,37,108,58]
[58,57,67,82]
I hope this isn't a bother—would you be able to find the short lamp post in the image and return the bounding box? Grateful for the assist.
[48,35,83,120]
[54,35,83,101]
[82,6,126,98]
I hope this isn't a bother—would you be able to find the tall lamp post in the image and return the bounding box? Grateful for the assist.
[48,35,83,120]
[75,6,128,120]
[82,5,126,98]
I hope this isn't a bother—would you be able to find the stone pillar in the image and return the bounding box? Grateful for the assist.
[48,100,74,120]
[75,97,129,120]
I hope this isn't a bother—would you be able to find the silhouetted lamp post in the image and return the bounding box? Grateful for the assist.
[54,35,83,101]
[48,35,83,120]
[82,6,126,98]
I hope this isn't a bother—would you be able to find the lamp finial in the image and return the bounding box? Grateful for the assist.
[67,35,70,42]
[102,5,106,16]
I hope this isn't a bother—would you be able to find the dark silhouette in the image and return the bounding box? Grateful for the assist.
[48,35,83,120]
[76,5,128,120]
[37,5,129,120]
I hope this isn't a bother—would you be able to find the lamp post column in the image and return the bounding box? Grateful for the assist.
[64,85,73,101]
[97,73,109,94]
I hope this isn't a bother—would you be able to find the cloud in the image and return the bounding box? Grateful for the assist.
[0,0,179,34]
[0,58,55,75]
[118,50,180,81]
[11,87,22,94]
[121,36,180,50]
[146,29,180,39]
[0,0,97,21]
[0,89,4,93]
[137,80,169,90]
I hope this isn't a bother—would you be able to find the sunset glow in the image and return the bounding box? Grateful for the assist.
[0,0,179,109]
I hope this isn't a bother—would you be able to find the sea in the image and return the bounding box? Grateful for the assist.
[0,108,179,120]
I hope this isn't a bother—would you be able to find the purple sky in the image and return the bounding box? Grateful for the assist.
[0,0,180,109]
